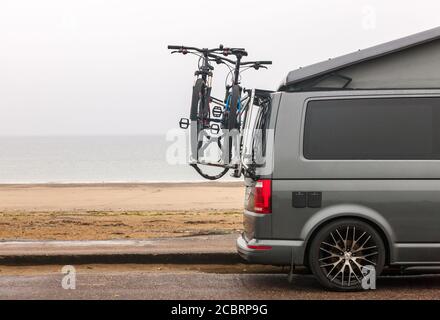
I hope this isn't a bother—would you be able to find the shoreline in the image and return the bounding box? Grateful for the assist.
[0,181,243,187]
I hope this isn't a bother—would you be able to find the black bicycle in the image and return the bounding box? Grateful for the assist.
[168,45,271,180]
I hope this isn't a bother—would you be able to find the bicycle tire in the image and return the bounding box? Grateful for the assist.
[227,85,241,130]
[191,164,229,181]
[190,78,205,122]
[189,79,228,180]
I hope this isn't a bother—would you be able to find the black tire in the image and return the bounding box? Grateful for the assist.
[228,85,241,130]
[190,78,205,122]
[190,164,229,181]
[189,79,229,180]
[191,78,211,152]
[308,218,386,291]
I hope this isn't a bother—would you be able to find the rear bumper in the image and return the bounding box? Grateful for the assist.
[236,235,305,266]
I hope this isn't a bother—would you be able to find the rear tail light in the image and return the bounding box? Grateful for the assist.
[253,179,272,214]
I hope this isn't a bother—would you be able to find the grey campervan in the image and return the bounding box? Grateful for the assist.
[237,27,440,291]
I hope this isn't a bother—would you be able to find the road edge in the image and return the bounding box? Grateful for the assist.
[0,252,243,266]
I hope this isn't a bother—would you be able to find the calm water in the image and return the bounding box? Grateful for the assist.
[0,135,234,183]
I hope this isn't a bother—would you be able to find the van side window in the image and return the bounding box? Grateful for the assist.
[303,97,440,160]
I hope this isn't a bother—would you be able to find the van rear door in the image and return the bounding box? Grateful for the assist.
[242,90,276,242]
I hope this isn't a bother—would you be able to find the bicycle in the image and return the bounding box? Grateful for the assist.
[168,45,271,180]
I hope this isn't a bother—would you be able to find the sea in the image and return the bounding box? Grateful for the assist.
[0,135,235,183]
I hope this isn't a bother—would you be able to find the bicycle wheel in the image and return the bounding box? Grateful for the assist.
[189,79,229,180]
[191,164,229,181]
[227,85,241,130]
[222,85,241,165]
[190,78,207,123]
[190,79,207,159]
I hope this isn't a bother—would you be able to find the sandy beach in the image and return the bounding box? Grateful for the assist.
[0,182,244,241]
[0,182,244,212]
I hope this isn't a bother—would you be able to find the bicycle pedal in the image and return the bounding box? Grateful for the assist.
[179,118,190,129]
[210,124,220,135]
[212,106,223,118]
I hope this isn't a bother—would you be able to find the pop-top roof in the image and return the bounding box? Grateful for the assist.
[280,26,440,90]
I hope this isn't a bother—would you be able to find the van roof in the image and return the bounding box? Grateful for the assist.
[280,26,440,90]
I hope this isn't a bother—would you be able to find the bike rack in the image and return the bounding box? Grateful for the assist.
[187,90,256,172]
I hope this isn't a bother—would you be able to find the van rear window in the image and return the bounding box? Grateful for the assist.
[242,94,272,165]
[304,97,440,160]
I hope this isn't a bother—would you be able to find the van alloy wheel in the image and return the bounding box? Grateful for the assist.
[319,226,379,287]
[309,219,386,291]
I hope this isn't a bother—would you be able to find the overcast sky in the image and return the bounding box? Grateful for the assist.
[1,0,440,136]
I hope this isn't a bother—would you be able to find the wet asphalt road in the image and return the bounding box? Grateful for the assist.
[1,269,440,300]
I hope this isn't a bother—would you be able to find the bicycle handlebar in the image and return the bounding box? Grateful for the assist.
[208,53,235,65]
[241,61,272,66]
[223,48,248,57]
[168,44,271,72]
[167,45,248,58]
[167,45,182,50]
[167,45,225,54]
